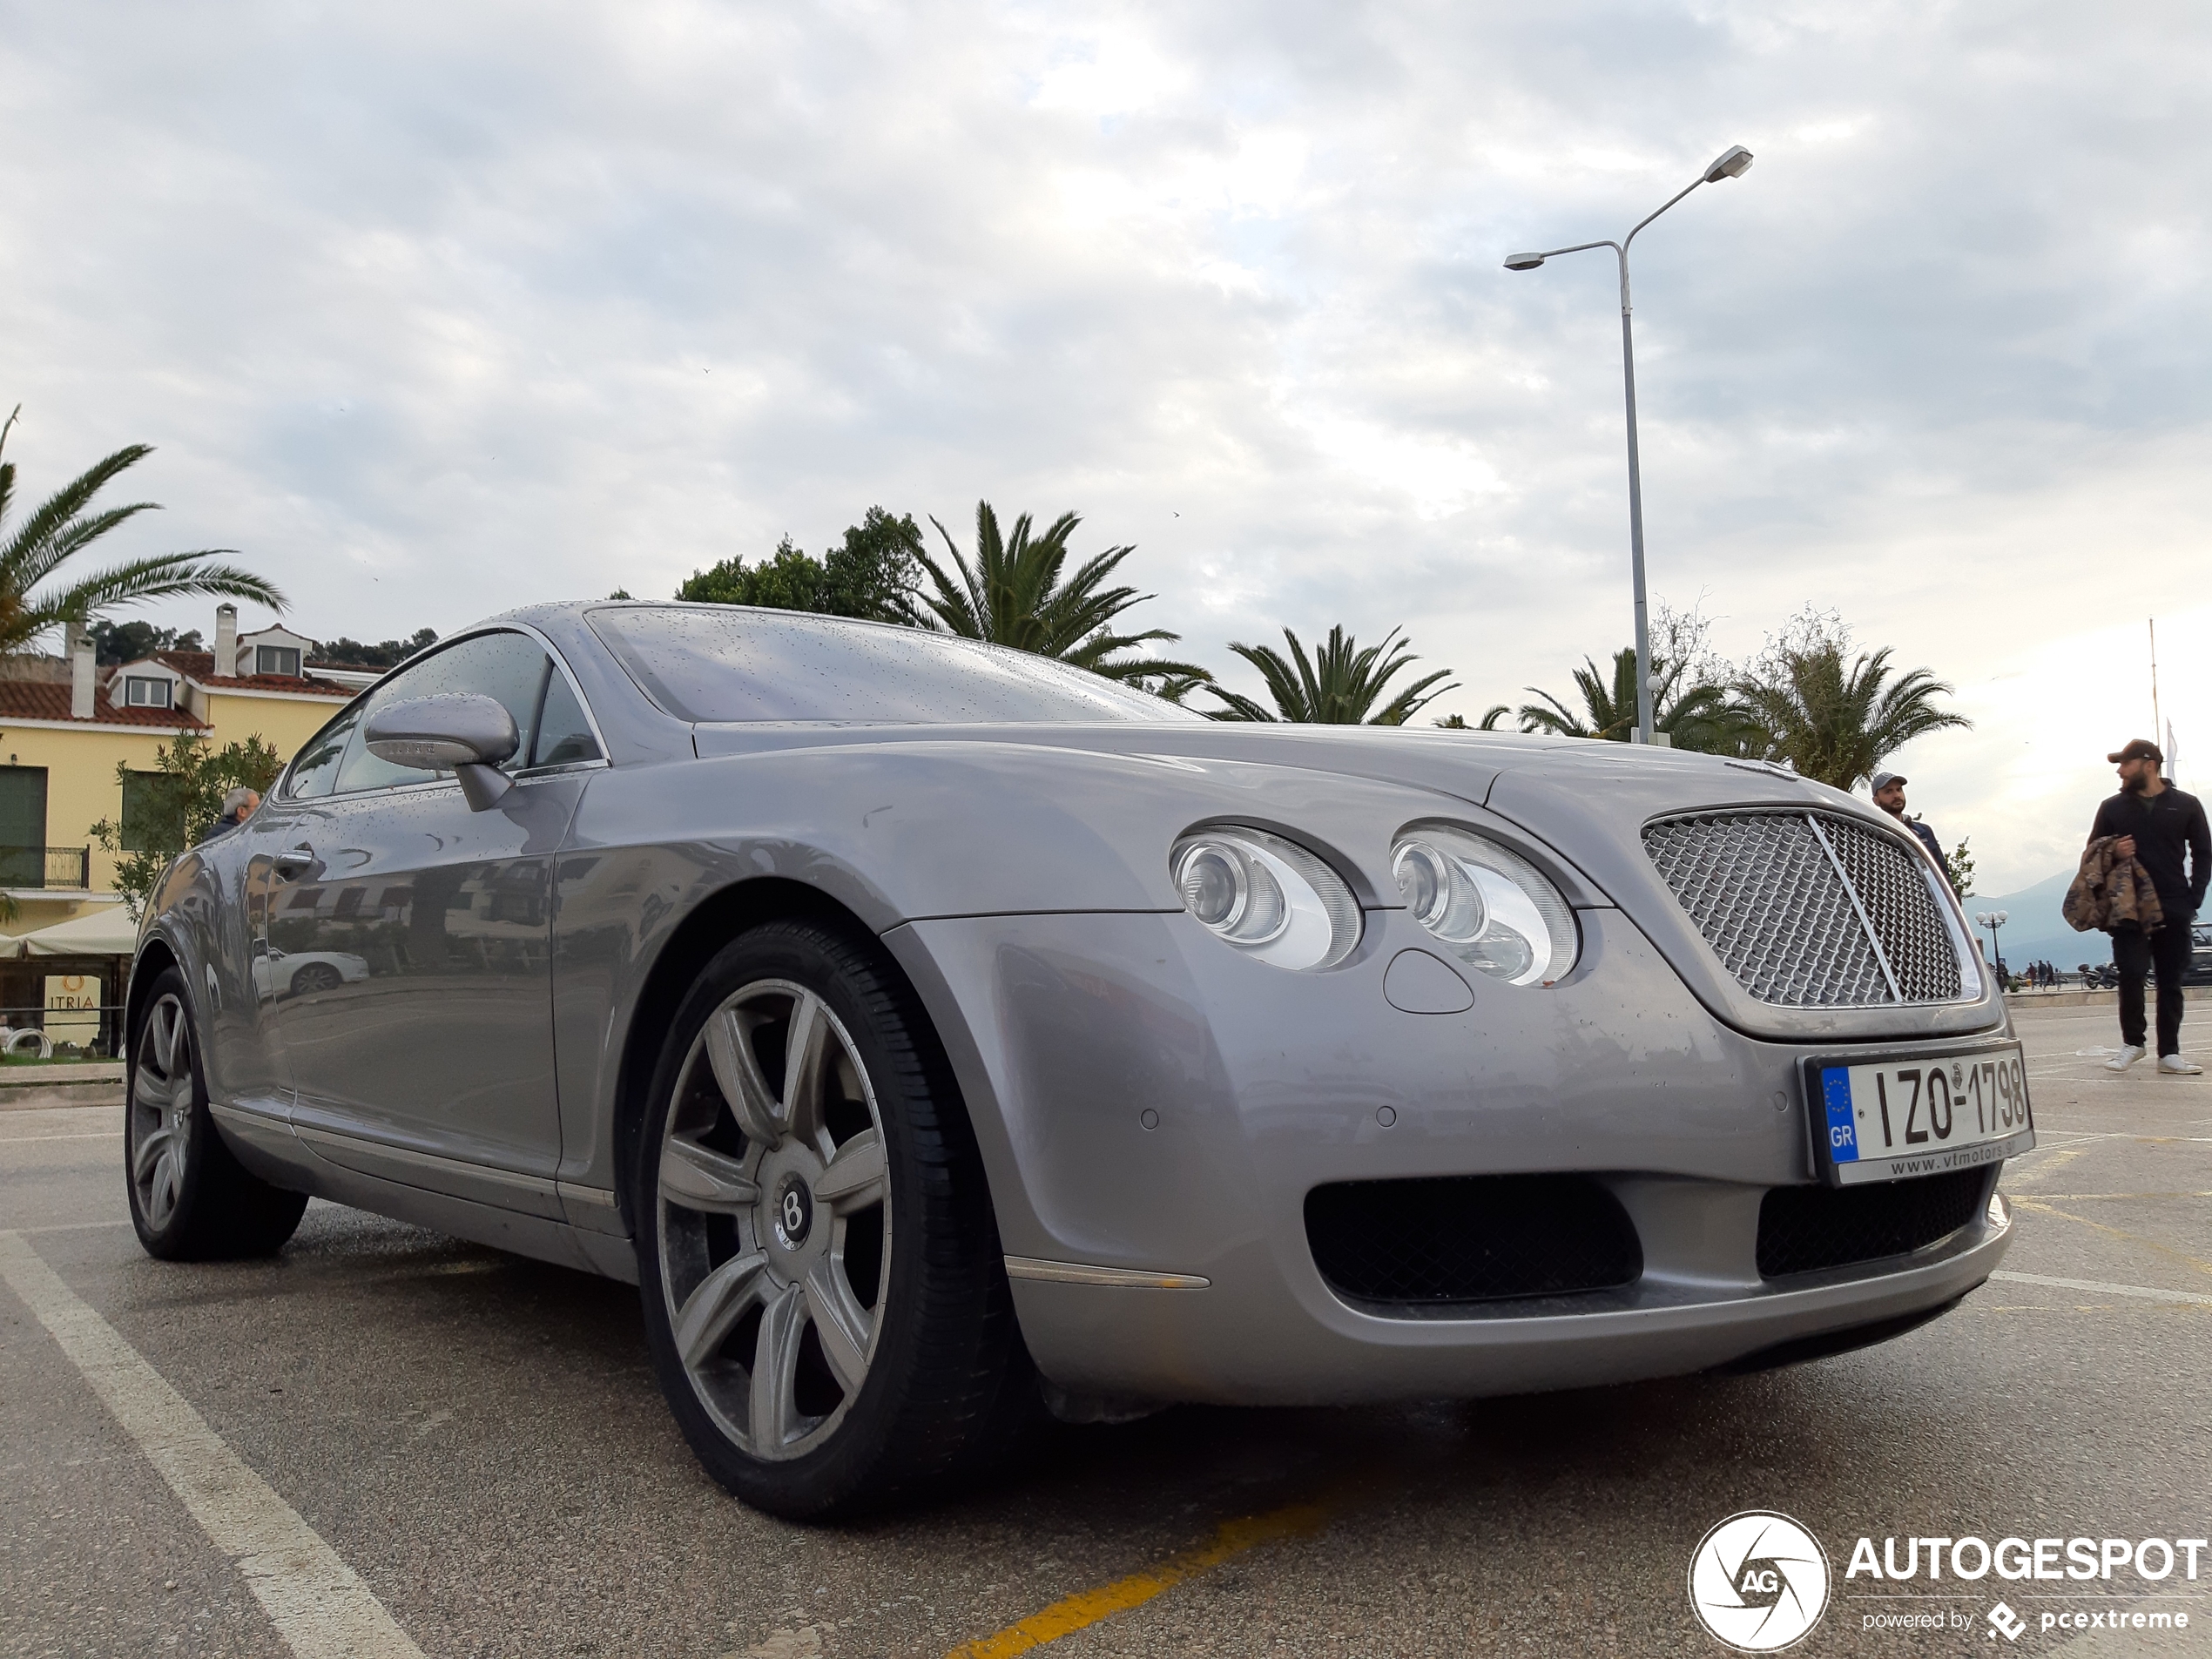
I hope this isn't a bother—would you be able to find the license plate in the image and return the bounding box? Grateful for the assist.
[1805,1043,2035,1186]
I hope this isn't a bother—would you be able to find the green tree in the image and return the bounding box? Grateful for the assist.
[90,732,286,919]
[1941,837,1974,901]
[1122,669,1213,706]
[0,407,285,657]
[1517,646,1754,752]
[1207,625,1454,725]
[678,508,925,622]
[1730,610,1971,789]
[912,501,1209,684]
[1434,707,1511,730]
[89,619,204,665]
[310,629,436,670]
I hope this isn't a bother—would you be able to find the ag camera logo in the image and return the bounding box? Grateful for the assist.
[1689,1511,1832,1650]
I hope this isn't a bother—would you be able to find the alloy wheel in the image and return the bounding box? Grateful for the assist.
[130,993,195,1231]
[656,979,893,1460]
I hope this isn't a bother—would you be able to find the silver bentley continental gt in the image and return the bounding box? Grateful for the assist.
[125,603,2033,1517]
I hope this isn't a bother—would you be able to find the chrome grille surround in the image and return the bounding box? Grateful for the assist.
[1642,810,1971,1008]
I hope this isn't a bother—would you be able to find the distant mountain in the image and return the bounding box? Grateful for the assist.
[1954,867,2108,970]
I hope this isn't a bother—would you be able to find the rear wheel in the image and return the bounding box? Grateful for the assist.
[287,961,342,997]
[634,921,1026,1519]
[126,969,308,1260]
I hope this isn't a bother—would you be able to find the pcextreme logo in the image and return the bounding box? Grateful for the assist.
[1688,1512,1832,1651]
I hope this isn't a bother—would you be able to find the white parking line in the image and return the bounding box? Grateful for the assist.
[0,1231,423,1659]
[1990,1271,2212,1306]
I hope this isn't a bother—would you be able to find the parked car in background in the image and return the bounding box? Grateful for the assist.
[249,945,372,1001]
[123,604,2033,1519]
[2188,924,2212,987]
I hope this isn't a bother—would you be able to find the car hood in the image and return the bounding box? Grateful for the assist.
[685,720,2002,1044]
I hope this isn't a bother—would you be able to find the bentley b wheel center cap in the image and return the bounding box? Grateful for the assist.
[772,1172,815,1249]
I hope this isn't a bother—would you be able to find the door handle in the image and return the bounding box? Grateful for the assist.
[273,847,316,880]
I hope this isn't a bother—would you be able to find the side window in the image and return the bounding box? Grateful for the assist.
[529,670,603,768]
[285,709,360,799]
[333,632,553,794]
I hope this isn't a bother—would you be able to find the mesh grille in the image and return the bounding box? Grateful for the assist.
[1822,817,1965,1001]
[1305,1175,1642,1312]
[1642,811,1968,1007]
[1756,1168,1990,1278]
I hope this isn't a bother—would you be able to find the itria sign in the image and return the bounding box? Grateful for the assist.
[1688,1512,1832,1651]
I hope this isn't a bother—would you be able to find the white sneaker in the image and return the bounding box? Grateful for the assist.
[2105,1044,2148,1072]
[2159,1054,2205,1075]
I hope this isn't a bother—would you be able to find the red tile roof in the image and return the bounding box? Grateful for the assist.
[152,651,354,698]
[0,679,209,730]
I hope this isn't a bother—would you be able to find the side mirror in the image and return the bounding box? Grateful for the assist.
[364,693,520,811]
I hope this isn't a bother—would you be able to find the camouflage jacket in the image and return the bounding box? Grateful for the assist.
[2063,835,2167,934]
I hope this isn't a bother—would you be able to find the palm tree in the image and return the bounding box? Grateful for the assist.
[0,408,286,656]
[1434,707,1511,731]
[912,501,1209,685]
[1731,639,1969,789]
[1518,646,1754,753]
[1207,625,1455,725]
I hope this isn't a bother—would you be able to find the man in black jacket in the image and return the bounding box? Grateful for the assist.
[2090,739,2210,1074]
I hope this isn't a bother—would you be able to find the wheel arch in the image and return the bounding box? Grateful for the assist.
[610,877,992,1238]
[125,935,182,1064]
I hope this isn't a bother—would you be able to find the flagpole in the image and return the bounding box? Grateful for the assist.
[2149,617,2163,777]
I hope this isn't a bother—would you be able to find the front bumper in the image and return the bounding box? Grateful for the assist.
[886,906,2018,1406]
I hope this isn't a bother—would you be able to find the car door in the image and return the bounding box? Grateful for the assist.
[254,629,603,1213]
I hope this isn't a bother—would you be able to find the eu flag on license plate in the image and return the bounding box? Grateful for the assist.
[1821,1068,1858,1163]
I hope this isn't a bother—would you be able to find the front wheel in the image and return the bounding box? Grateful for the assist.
[633,921,1026,1519]
[126,969,307,1259]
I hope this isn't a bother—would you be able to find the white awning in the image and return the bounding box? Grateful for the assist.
[9,908,141,958]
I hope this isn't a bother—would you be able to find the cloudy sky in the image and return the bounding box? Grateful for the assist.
[2,0,2206,893]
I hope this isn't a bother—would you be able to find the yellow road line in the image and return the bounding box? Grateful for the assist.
[2008,1197,2212,1281]
[943,1500,1329,1658]
[2025,1191,2212,1201]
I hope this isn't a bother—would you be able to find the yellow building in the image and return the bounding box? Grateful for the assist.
[0,604,367,1044]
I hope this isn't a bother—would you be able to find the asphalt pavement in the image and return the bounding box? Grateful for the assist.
[3,1000,2209,1657]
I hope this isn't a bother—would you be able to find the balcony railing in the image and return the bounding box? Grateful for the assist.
[0,846,92,890]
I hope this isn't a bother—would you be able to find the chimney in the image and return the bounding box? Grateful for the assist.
[71,632,95,720]
[213,604,238,678]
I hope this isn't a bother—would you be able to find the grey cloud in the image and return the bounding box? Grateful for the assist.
[1,0,2204,886]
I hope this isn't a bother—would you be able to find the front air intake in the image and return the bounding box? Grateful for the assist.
[1642,810,1969,1007]
[1756,1168,1991,1278]
[1304,1174,1642,1315]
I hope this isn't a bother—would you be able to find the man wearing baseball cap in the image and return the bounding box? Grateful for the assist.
[1871,770,1942,863]
[2088,739,2209,1074]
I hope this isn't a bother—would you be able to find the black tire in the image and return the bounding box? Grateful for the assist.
[126,968,309,1260]
[632,919,1028,1519]
[288,961,342,997]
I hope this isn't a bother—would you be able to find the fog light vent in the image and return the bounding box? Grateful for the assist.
[1304,1174,1642,1314]
[1757,1168,1990,1278]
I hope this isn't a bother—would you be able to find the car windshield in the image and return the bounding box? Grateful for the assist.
[587,605,1204,725]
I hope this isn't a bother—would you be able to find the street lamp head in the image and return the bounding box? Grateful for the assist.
[1703,145,1754,183]
[1503,251,1548,271]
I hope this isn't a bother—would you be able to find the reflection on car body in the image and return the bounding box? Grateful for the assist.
[125,603,2029,1520]
[250,944,371,1001]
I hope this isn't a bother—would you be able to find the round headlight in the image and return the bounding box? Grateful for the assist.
[1170,827,1360,969]
[1390,826,1579,986]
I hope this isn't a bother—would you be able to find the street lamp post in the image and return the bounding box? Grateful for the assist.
[1506,145,1754,745]
[1973,910,2010,978]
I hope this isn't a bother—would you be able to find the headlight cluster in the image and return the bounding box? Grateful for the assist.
[1170,828,1362,971]
[1390,825,1578,986]
[1168,820,1580,986]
